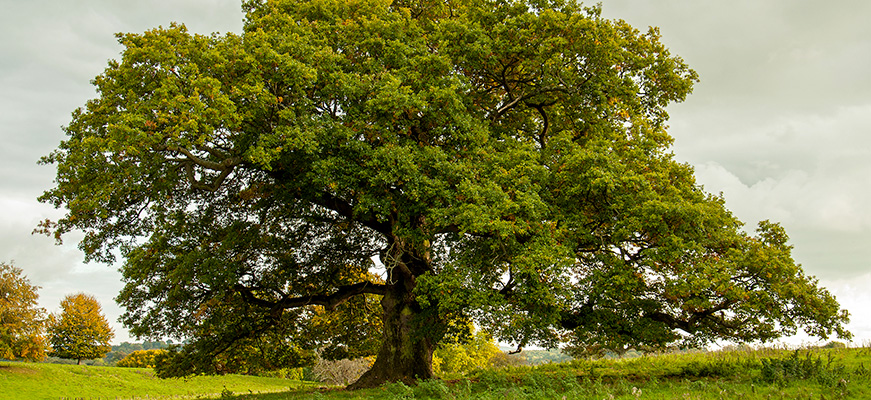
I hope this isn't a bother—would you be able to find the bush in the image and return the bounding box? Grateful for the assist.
[759,350,848,387]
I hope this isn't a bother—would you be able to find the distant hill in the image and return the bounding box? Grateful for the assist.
[105,340,173,364]
[498,347,573,365]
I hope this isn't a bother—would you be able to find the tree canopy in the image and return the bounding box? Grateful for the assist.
[47,293,114,365]
[39,0,849,388]
[0,261,47,361]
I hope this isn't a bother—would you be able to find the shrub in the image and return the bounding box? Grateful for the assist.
[759,350,848,387]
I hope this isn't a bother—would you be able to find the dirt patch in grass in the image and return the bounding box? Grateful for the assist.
[0,365,39,375]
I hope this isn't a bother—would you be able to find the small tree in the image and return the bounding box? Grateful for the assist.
[47,293,114,364]
[0,261,47,361]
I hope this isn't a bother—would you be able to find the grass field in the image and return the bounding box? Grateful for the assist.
[3,346,870,399]
[0,361,318,400]
[252,346,871,399]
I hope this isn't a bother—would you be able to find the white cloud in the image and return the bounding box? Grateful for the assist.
[0,0,245,346]
[821,273,871,345]
[683,104,871,237]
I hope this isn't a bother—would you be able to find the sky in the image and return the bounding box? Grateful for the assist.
[1,1,869,347]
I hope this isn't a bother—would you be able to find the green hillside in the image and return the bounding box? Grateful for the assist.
[0,361,318,400]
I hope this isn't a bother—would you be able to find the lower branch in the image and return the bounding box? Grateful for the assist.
[235,282,388,312]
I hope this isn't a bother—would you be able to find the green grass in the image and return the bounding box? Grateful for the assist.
[241,346,871,399]
[0,361,319,400]
[3,346,871,399]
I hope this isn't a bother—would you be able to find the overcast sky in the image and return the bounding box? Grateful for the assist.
[1,1,869,346]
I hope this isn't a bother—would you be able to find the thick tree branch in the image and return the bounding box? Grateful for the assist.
[311,191,392,237]
[164,145,242,171]
[182,161,235,192]
[528,103,550,147]
[235,282,388,312]
[156,143,244,192]
[560,299,739,336]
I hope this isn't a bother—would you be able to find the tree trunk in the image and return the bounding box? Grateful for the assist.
[347,277,437,389]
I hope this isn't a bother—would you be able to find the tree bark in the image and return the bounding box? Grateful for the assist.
[347,277,436,389]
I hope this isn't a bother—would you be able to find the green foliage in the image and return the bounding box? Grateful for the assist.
[384,381,414,399]
[39,0,850,386]
[46,293,113,364]
[412,379,451,399]
[0,261,47,361]
[759,350,848,387]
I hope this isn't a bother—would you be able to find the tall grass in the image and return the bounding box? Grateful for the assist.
[239,345,871,399]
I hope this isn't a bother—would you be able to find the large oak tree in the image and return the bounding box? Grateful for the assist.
[40,0,849,388]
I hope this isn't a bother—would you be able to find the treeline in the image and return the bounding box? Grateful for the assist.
[44,340,173,366]
[104,341,173,364]
[519,349,573,365]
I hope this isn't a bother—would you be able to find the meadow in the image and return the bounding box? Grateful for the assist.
[0,361,316,400]
[2,346,870,399]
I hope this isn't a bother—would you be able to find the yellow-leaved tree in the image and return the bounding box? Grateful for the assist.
[117,349,167,368]
[433,328,501,376]
[47,293,114,365]
[0,261,48,361]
